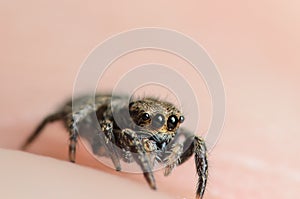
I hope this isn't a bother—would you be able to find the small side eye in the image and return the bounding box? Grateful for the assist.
[141,113,151,121]
[167,115,178,131]
[179,116,185,123]
[152,114,165,129]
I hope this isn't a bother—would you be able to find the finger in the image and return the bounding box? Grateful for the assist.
[0,148,172,199]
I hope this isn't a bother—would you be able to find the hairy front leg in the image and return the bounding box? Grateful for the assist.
[163,128,195,176]
[118,128,157,190]
[194,136,208,199]
[163,143,183,176]
[98,119,121,171]
[163,128,208,199]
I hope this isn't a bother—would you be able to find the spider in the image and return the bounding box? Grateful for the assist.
[21,94,208,199]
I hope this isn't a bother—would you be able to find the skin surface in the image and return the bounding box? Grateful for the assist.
[1,1,300,199]
[0,149,172,199]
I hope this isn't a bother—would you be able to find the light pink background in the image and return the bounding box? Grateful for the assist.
[0,1,299,198]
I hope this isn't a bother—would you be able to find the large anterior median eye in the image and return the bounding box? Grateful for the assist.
[152,113,165,129]
[167,115,178,131]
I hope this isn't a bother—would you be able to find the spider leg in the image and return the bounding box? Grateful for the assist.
[119,128,157,190]
[69,119,122,165]
[65,101,102,163]
[90,105,122,171]
[164,128,208,199]
[68,126,78,162]
[194,136,208,199]
[163,128,194,176]
[97,119,121,171]
[163,143,183,176]
[21,112,65,150]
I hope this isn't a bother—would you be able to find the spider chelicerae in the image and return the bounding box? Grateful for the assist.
[22,94,208,199]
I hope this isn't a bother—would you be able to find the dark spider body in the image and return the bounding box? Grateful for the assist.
[22,94,208,199]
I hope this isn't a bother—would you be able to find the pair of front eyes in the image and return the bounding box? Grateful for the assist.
[140,112,184,131]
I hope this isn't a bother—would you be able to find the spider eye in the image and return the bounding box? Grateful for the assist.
[167,115,178,131]
[141,113,151,121]
[152,114,165,129]
[179,116,185,123]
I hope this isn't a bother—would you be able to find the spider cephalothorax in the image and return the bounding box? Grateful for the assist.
[22,94,208,199]
[128,98,184,147]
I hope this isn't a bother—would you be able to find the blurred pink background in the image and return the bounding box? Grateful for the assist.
[0,1,299,198]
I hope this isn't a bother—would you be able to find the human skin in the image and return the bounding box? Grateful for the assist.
[0,149,173,199]
[1,1,300,199]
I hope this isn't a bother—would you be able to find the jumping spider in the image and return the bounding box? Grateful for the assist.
[22,94,208,199]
